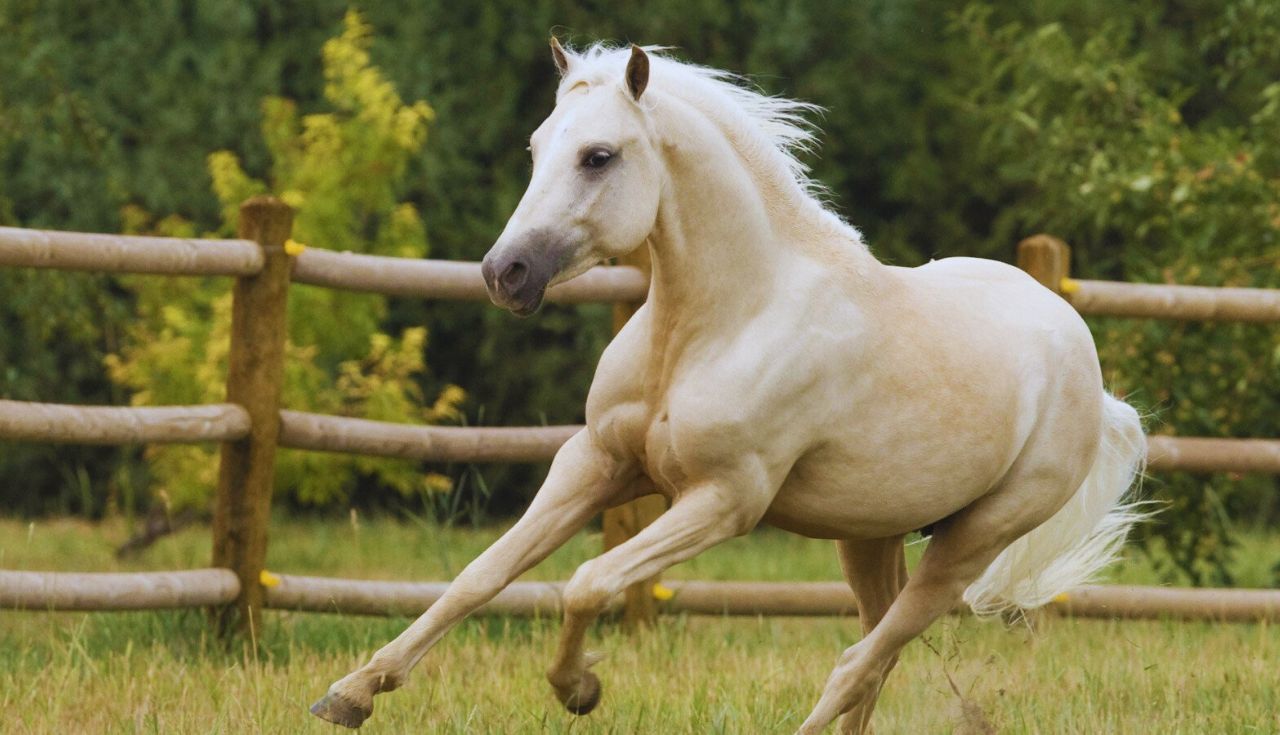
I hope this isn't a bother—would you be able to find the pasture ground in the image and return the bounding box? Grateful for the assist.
[2,515,1277,734]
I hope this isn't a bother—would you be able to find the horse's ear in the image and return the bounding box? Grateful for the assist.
[550,37,570,77]
[625,44,649,101]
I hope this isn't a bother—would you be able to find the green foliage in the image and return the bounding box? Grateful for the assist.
[105,11,462,509]
[951,3,1280,584]
[0,0,344,515]
[0,269,141,516]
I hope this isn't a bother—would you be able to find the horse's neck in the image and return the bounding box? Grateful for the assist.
[639,123,882,389]
[646,171,784,323]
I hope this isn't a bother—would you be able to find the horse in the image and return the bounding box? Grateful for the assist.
[311,40,1145,734]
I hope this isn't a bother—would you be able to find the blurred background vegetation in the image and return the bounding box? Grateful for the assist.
[0,0,1276,585]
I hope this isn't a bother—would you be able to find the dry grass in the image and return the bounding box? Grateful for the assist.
[1,515,1278,734]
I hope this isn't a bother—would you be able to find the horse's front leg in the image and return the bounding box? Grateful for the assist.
[546,482,767,714]
[311,430,637,728]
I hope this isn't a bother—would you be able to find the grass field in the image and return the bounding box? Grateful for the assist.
[2,514,1278,734]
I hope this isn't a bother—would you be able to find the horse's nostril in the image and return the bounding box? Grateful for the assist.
[499,261,528,292]
[480,258,498,290]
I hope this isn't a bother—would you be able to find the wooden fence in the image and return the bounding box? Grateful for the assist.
[1,204,1278,629]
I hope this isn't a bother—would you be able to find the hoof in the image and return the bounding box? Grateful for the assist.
[310,690,372,729]
[561,671,602,716]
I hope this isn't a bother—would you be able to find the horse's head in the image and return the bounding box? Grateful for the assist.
[482,41,660,316]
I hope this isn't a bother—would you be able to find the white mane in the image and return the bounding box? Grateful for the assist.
[556,44,862,245]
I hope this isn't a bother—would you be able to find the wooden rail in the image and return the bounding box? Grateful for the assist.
[0,400,251,444]
[0,227,262,276]
[1050,584,1280,623]
[278,410,578,463]
[7,569,1275,623]
[662,581,858,616]
[0,569,239,610]
[251,575,1280,623]
[1018,234,1280,322]
[276,417,1280,477]
[1070,279,1280,322]
[654,582,1280,622]
[292,249,648,303]
[1146,436,1280,474]
[264,575,567,617]
[2,399,1276,477]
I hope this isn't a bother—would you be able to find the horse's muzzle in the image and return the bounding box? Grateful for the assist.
[481,231,574,317]
[481,254,548,316]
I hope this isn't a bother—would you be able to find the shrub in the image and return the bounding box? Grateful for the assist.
[106,11,463,509]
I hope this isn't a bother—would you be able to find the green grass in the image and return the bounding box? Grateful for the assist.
[2,515,1278,734]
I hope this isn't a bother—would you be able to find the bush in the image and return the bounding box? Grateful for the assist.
[105,11,464,509]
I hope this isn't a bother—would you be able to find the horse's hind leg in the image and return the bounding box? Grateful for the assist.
[798,473,1074,735]
[833,536,907,735]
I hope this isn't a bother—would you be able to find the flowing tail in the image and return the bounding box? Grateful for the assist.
[964,393,1147,617]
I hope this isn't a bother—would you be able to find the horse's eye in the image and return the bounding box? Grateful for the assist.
[582,149,614,169]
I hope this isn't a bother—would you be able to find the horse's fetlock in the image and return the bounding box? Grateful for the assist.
[361,656,406,694]
[373,671,403,694]
[546,666,576,690]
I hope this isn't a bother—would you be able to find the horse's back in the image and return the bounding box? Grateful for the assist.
[900,256,1066,314]
[890,255,1103,422]
[896,256,1094,352]
[909,256,1028,283]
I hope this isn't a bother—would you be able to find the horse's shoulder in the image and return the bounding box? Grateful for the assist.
[592,304,651,387]
[584,305,652,447]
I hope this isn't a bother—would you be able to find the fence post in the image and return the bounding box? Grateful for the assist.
[602,247,665,629]
[1017,234,1071,296]
[211,196,294,635]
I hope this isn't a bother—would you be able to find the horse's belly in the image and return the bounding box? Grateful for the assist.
[764,421,1020,539]
[765,473,963,539]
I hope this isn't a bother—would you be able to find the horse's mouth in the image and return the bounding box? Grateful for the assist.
[507,290,546,317]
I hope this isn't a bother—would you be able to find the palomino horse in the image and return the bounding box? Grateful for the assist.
[312,41,1145,734]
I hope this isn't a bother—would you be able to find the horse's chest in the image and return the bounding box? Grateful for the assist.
[592,400,684,498]
[639,413,685,497]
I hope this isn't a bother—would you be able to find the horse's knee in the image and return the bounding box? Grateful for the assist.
[562,559,613,617]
